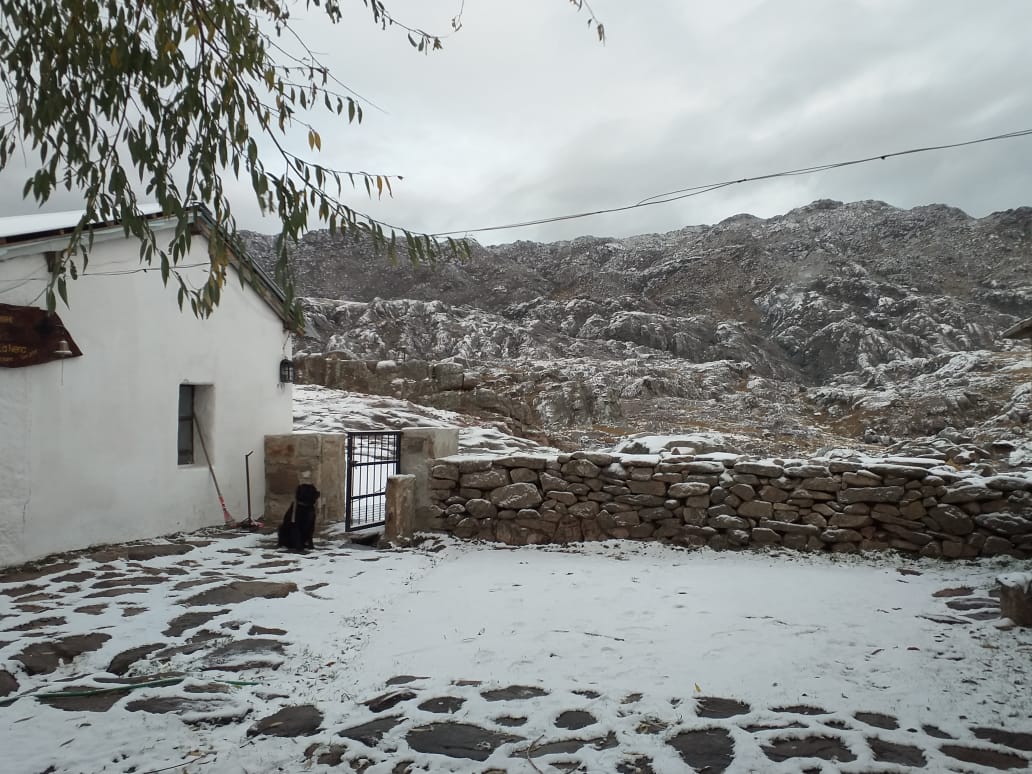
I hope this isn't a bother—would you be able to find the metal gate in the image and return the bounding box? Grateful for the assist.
[345,431,401,531]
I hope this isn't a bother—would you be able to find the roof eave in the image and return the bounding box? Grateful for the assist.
[0,204,303,335]
[190,208,303,334]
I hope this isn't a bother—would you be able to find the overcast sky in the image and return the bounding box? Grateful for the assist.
[3,0,1031,244]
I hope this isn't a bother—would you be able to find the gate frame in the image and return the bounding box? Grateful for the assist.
[344,430,401,531]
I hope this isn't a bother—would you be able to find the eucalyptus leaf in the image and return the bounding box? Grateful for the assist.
[0,0,601,318]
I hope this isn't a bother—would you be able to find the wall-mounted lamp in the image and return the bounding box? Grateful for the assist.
[279,357,295,384]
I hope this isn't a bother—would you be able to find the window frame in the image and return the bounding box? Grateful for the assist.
[177,384,195,466]
[178,383,214,467]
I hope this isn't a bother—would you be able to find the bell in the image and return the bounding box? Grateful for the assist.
[54,339,73,357]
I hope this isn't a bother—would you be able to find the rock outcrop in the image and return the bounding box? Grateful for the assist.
[245,200,1032,456]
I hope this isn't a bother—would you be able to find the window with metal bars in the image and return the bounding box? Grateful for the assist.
[178,384,214,466]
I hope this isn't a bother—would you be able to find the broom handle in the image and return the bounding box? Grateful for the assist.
[193,412,230,520]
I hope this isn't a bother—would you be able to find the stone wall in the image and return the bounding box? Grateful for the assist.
[295,356,472,400]
[426,451,1032,558]
[293,355,582,436]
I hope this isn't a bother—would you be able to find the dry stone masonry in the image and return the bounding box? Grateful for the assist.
[427,451,1032,558]
[293,354,597,435]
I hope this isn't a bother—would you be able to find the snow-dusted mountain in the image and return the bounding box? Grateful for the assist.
[244,199,1032,458]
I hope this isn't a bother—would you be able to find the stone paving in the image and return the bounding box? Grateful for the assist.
[284,678,1032,772]
[1,532,1030,772]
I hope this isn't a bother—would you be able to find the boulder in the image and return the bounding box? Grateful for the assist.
[758,520,819,536]
[734,461,784,478]
[466,499,497,519]
[510,468,539,484]
[683,461,726,474]
[986,476,1032,492]
[737,500,773,519]
[488,483,543,510]
[974,513,1032,536]
[617,494,667,507]
[881,524,933,546]
[453,518,478,538]
[729,483,756,501]
[562,459,601,478]
[498,455,549,470]
[942,485,1001,503]
[460,469,510,490]
[431,464,459,481]
[750,528,781,545]
[573,451,616,466]
[783,464,830,478]
[554,517,583,543]
[628,480,667,496]
[982,536,1015,556]
[820,528,863,543]
[709,515,749,530]
[842,471,883,487]
[800,477,840,493]
[829,513,871,529]
[837,487,905,504]
[759,485,789,503]
[569,501,601,519]
[926,504,975,536]
[669,482,711,498]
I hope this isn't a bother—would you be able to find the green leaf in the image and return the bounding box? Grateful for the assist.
[0,0,587,321]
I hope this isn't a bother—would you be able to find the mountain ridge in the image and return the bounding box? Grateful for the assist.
[244,199,1032,456]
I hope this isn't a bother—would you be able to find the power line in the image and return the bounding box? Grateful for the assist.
[0,276,36,295]
[83,262,209,276]
[0,262,209,296]
[429,128,1032,238]
[636,129,1032,205]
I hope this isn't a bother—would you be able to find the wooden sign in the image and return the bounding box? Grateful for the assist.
[0,303,82,368]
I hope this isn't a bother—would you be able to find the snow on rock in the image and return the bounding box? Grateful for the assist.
[997,572,1032,626]
[610,432,744,455]
[293,384,556,456]
[246,200,1032,461]
[998,572,1032,592]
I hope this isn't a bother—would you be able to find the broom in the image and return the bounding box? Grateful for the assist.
[193,412,233,525]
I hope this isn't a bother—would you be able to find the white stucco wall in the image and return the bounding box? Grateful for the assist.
[0,228,293,566]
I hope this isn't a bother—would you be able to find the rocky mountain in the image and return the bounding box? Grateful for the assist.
[243,200,1032,459]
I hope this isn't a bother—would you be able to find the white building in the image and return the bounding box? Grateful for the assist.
[0,208,295,567]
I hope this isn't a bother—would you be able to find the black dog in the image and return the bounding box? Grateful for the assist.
[278,483,320,551]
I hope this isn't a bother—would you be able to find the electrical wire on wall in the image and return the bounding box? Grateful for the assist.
[0,262,210,297]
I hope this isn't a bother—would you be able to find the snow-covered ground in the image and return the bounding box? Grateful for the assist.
[2,533,1030,773]
[5,385,1029,771]
[293,384,557,455]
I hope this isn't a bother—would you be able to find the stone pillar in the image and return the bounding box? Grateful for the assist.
[998,573,1032,627]
[400,428,459,529]
[316,434,346,527]
[264,432,346,526]
[385,474,416,542]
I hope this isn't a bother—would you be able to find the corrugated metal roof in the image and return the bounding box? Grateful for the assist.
[0,203,299,332]
[0,204,162,242]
